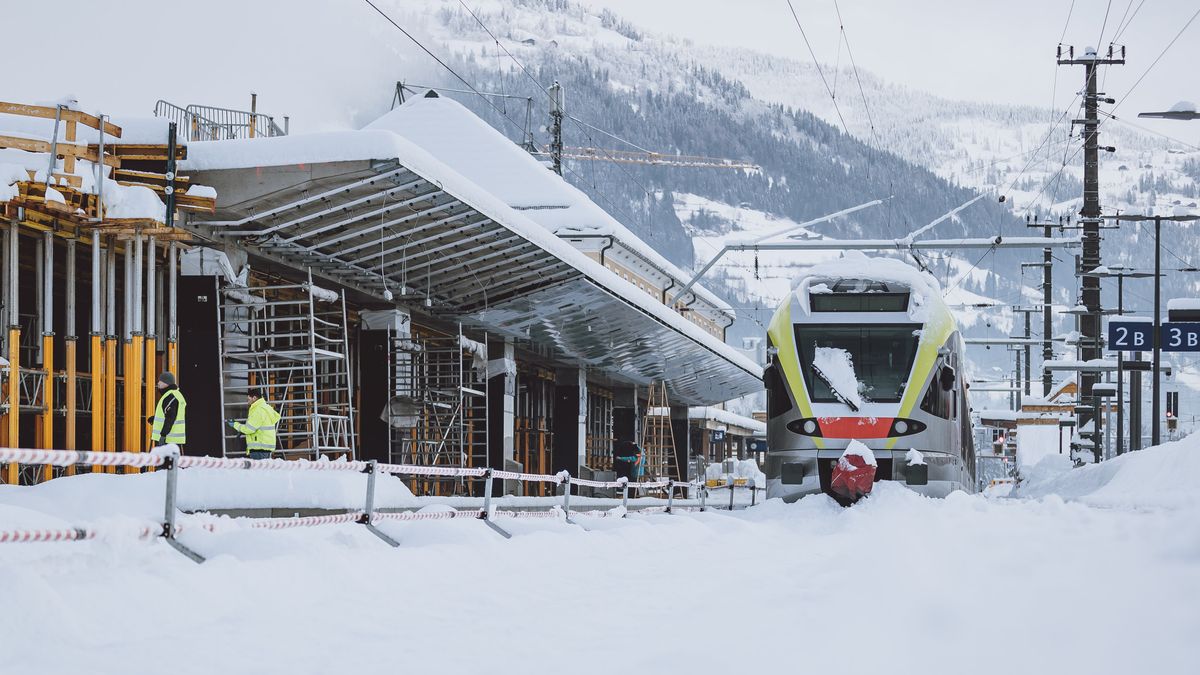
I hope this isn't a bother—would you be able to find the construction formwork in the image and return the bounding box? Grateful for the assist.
[216,274,355,459]
[0,100,214,484]
[385,324,487,495]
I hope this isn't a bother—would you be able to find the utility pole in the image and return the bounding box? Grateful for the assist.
[1012,307,1040,397]
[1057,44,1124,449]
[1025,216,1061,395]
[548,81,564,176]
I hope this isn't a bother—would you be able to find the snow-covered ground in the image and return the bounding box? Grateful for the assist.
[3,433,1200,674]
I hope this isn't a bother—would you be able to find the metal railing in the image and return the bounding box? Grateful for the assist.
[153,100,286,142]
[0,446,713,563]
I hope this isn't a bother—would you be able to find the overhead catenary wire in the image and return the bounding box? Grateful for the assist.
[455,0,660,209]
[360,0,534,144]
[1110,0,1145,43]
[785,0,852,138]
[1016,5,1200,217]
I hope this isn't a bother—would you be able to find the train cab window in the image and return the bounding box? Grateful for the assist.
[795,324,919,402]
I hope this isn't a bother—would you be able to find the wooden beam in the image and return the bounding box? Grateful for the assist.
[98,144,187,161]
[0,101,122,137]
[112,168,192,188]
[0,135,121,168]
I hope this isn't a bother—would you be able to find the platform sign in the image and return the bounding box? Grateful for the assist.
[1162,322,1200,352]
[747,438,768,453]
[1109,321,1153,351]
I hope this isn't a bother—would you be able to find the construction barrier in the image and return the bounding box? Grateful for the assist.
[0,446,722,561]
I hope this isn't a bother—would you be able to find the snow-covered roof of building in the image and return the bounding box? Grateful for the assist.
[180,104,761,404]
[363,93,732,314]
[688,406,766,434]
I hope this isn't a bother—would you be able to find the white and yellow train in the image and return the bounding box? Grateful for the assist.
[762,256,976,503]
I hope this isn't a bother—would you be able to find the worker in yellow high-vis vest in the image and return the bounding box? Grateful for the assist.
[228,388,280,459]
[148,372,187,449]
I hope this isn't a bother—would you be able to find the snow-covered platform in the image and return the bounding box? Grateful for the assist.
[4,438,1199,674]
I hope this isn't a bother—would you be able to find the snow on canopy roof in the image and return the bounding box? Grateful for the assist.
[180,111,759,380]
[364,93,732,314]
[688,406,766,434]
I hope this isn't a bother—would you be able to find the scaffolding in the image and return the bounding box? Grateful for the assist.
[385,325,487,495]
[641,381,680,481]
[217,274,355,459]
[586,385,614,470]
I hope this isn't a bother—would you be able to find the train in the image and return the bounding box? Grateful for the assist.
[762,254,976,503]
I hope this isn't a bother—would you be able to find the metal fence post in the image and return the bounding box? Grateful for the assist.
[561,472,576,525]
[729,478,736,511]
[361,460,400,547]
[161,452,204,563]
[750,479,757,507]
[621,480,629,516]
[481,467,511,539]
[666,479,674,514]
[700,486,707,512]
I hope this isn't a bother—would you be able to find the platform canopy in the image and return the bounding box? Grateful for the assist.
[180,101,761,405]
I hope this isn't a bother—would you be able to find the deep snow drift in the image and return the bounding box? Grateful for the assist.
[3,437,1200,674]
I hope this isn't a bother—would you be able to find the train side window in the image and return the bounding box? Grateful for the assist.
[765,360,794,419]
[920,369,952,419]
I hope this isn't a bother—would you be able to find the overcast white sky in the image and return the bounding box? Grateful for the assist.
[5,0,1198,145]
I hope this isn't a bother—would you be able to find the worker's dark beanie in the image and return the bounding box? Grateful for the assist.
[157,371,176,386]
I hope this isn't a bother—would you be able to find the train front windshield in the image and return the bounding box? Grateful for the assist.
[796,324,920,402]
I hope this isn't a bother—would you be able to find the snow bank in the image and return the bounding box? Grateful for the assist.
[1016,436,1200,510]
[0,468,415,522]
[1016,424,1067,469]
[705,458,766,486]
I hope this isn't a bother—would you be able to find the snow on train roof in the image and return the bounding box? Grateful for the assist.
[790,251,945,321]
[365,92,732,314]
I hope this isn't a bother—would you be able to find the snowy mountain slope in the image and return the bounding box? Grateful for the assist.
[383,0,1200,412]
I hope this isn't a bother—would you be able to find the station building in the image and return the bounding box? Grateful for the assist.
[0,93,762,492]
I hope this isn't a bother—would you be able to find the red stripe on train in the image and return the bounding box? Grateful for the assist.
[817,416,894,439]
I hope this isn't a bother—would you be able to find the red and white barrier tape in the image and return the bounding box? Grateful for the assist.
[0,524,165,543]
[573,509,623,518]
[241,512,364,530]
[631,480,672,490]
[493,508,564,519]
[371,509,483,522]
[0,527,97,543]
[177,456,368,472]
[568,476,623,489]
[0,447,164,468]
[377,463,488,478]
[491,470,563,483]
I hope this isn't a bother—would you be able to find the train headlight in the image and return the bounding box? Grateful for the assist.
[786,417,824,437]
[889,418,926,437]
